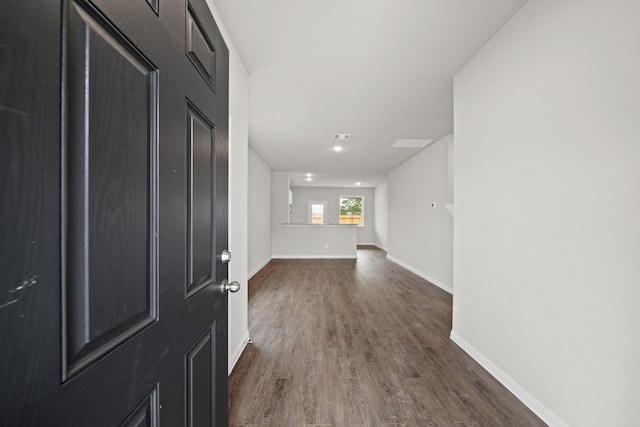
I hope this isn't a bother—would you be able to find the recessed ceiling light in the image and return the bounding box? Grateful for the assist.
[356,182,361,186]
[306,177,312,182]
[306,173,312,177]
[390,139,435,148]
[333,145,343,152]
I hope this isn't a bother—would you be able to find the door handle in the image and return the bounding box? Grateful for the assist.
[216,279,240,295]
[220,249,231,263]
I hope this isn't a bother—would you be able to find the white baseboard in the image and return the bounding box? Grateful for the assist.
[228,330,250,375]
[449,331,569,427]
[386,255,453,294]
[272,254,357,259]
[248,257,272,280]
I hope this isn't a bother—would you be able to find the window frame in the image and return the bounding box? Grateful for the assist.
[339,195,364,226]
[307,200,328,225]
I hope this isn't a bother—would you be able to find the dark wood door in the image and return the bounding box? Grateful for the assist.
[1,0,230,425]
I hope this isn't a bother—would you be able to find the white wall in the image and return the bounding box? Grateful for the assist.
[290,186,375,244]
[387,135,454,293]
[206,0,249,374]
[272,225,358,259]
[453,1,640,426]
[373,182,388,250]
[247,149,271,278]
[270,171,291,256]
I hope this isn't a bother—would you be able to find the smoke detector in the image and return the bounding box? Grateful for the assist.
[390,139,434,148]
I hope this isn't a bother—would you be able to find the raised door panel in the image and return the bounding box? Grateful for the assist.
[186,325,215,427]
[186,104,215,297]
[63,0,159,378]
[186,3,216,91]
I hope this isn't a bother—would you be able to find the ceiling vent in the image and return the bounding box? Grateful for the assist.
[333,134,351,140]
[390,139,434,148]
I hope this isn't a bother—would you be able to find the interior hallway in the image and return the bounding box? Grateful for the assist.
[229,247,545,426]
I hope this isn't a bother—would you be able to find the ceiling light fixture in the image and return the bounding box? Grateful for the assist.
[306,173,312,177]
[333,145,343,152]
[356,182,361,186]
[306,177,312,182]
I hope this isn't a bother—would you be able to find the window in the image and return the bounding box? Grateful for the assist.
[308,200,327,224]
[339,196,363,225]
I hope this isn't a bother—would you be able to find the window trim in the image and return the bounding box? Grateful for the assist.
[307,200,328,224]
[339,195,364,226]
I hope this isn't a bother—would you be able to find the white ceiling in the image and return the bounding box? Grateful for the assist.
[214,0,527,187]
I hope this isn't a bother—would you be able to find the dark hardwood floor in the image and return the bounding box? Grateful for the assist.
[229,246,546,426]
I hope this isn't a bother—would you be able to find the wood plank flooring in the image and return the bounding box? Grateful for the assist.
[229,246,546,427]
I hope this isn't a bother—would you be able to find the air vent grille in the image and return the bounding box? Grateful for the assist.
[333,134,351,140]
[390,139,434,148]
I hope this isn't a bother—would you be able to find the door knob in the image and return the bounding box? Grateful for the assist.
[220,249,231,263]
[216,279,240,295]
